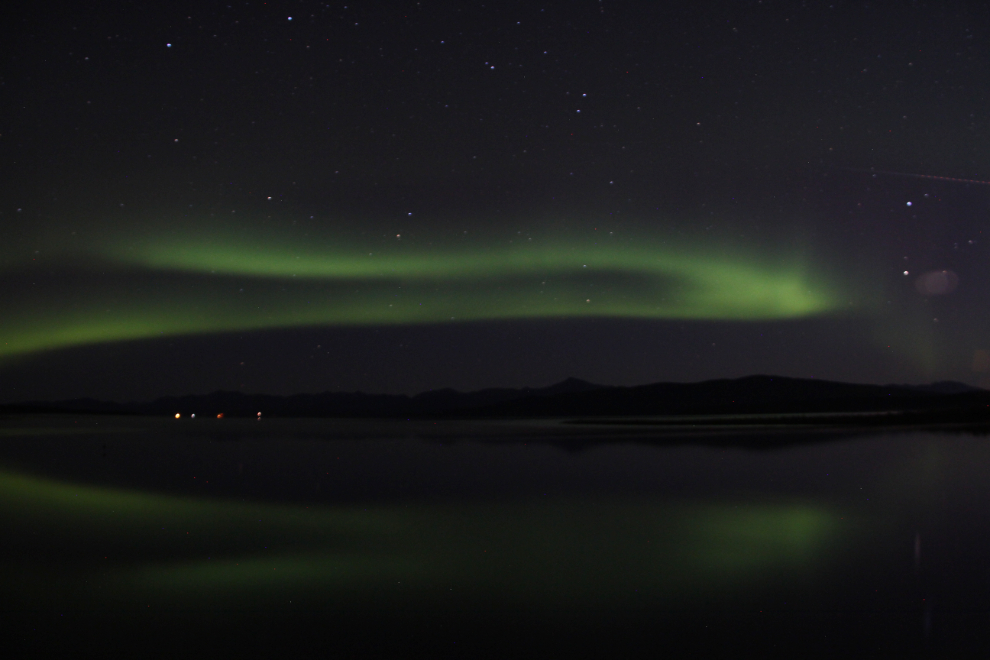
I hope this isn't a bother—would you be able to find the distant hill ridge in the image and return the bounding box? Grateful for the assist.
[3,375,986,418]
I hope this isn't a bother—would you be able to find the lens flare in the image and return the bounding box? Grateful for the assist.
[915,270,959,296]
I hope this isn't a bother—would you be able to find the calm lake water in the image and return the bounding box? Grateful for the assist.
[3,415,989,657]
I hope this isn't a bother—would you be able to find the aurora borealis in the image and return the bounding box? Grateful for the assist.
[0,220,839,361]
[4,0,990,399]
[8,5,990,654]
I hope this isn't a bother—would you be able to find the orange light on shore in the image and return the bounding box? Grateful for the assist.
[217,413,224,419]
[174,413,180,419]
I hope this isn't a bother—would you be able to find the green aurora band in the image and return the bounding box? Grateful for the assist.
[0,224,842,358]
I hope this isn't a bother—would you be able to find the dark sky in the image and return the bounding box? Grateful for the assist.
[4,1,990,401]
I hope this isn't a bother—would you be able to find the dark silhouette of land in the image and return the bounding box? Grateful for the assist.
[5,375,990,429]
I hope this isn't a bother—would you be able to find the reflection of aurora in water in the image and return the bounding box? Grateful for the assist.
[3,416,981,655]
[0,468,842,610]
[0,222,841,358]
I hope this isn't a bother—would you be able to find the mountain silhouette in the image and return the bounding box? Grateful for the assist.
[5,375,986,421]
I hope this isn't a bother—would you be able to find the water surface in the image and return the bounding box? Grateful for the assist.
[2,416,987,656]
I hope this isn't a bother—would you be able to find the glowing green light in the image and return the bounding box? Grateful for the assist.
[0,468,847,610]
[0,221,842,358]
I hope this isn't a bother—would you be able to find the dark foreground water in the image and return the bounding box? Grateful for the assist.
[2,415,989,657]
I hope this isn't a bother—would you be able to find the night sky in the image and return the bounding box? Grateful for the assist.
[4,1,990,401]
